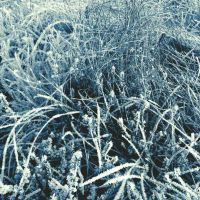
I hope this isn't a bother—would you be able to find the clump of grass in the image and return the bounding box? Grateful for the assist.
[0,0,200,199]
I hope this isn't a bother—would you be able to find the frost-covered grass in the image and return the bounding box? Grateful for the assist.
[0,0,200,199]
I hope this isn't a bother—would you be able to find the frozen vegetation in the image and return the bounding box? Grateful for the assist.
[0,0,200,199]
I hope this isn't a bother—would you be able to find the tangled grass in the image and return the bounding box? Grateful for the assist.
[0,0,200,199]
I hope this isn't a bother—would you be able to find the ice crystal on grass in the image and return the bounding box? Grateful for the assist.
[0,182,13,195]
